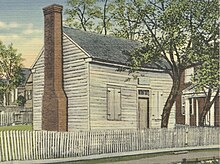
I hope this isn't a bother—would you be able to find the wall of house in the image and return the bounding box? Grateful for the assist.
[24,74,33,111]
[32,50,44,130]
[63,35,89,131]
[145,70,176,128]
[89,63,175,130]
[32,35,175,131]
[33,35,90,131]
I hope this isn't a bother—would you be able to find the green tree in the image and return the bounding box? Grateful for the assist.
[128,0,218,128]
[17,95,26,107]
[112,0,146,40]
[65,0,116,35]
[192,40,219,126]
[0,41,24,106]
[65,0,219,128]
[65,0,102,32]
[97,0,115,35]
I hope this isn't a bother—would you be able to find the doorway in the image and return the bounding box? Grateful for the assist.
[138,97,149,130]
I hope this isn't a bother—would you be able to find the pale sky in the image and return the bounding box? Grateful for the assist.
[0,0,67,68]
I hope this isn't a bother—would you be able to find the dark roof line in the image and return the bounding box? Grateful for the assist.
[63,26,170,70]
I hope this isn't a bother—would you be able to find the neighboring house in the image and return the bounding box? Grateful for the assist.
[32,4,175,131]
[23,72,33,111]
[176,68,219,127]
[0,68,32,111]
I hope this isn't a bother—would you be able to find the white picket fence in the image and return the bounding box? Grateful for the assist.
[0,112,14,126]
[0,127,219,162]
[0,111,32,126]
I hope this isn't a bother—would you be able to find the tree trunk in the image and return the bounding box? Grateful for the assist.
[199,89,219,126]
[161,78,180,128]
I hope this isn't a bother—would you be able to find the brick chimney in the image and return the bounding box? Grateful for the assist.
[42,4,67,131]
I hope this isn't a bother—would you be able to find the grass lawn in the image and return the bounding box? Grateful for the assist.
[0,125,32,131]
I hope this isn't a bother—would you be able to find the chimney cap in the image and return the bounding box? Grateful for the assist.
[43,4,63,15]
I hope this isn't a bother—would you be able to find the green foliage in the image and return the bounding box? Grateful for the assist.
[111,0,146,40]
[191,27,219,93]
[0,41,24,102]
[65,0,219,127]
[65,0,117,35]
[65,0,102,32]
[17,95,26,106]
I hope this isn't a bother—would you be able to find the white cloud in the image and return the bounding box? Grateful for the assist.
[0,21,7,29]
[0,32,43,68]
[0,21,19,29]
[22,28,42,35]
[0,34,19,43]
[0,21,43,67]
[8,22,19,28]
[22,23,42,35]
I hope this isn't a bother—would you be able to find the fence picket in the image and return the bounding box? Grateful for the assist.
[0,111,32,126]
[0,127,219,162]
[3,131,8,161]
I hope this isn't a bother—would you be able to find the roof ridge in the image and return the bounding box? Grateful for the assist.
[63,26,139,43]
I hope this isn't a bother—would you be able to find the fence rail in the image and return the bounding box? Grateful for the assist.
[0,111,32,126]
[0,127,219,162]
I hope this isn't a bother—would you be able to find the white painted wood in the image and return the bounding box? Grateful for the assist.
[63,36,89,131]
[184,67,194,83]
[32,32,176,131]
[89,63,174,129]
[196,99,199,126]
[210,104,215,126]
[185,99,190,125]
[32,49,44,130]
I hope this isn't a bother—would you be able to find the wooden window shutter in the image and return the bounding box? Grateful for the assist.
[152,90,163,119]
[114,88,121,120]
[159,90,164,118]
[107,88,115,120]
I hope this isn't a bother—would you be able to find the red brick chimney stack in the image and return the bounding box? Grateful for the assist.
[42,4,68,131]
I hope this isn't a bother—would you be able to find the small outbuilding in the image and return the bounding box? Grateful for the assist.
[32,4,175,131]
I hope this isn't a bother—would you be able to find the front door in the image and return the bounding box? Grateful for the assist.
[138,97,149,130]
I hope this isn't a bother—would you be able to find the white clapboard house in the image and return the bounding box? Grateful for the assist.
[32,4,175,131]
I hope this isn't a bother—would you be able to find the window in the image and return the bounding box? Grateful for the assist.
[107,86,121,121]
[138,90,149,96]
[25,90,32,100]
[181,96,185,115]
[189,98,194,115]
[185,67,194,83]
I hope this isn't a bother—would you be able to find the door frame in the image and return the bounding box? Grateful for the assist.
[137,88,151,130]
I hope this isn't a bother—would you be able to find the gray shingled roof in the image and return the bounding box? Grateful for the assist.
[63,27,169,69]
[63,27,140,64]
[21,68,31,85]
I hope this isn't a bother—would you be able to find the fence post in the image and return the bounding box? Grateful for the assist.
[185,126,188,146]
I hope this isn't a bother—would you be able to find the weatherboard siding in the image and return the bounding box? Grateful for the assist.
[89,63,175,129]
[145,71,176,128]
[89,63,137,130]
[32,35,90,131]
[32,51,44,131]
[32,35,175,131]
[63,35,89,131]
